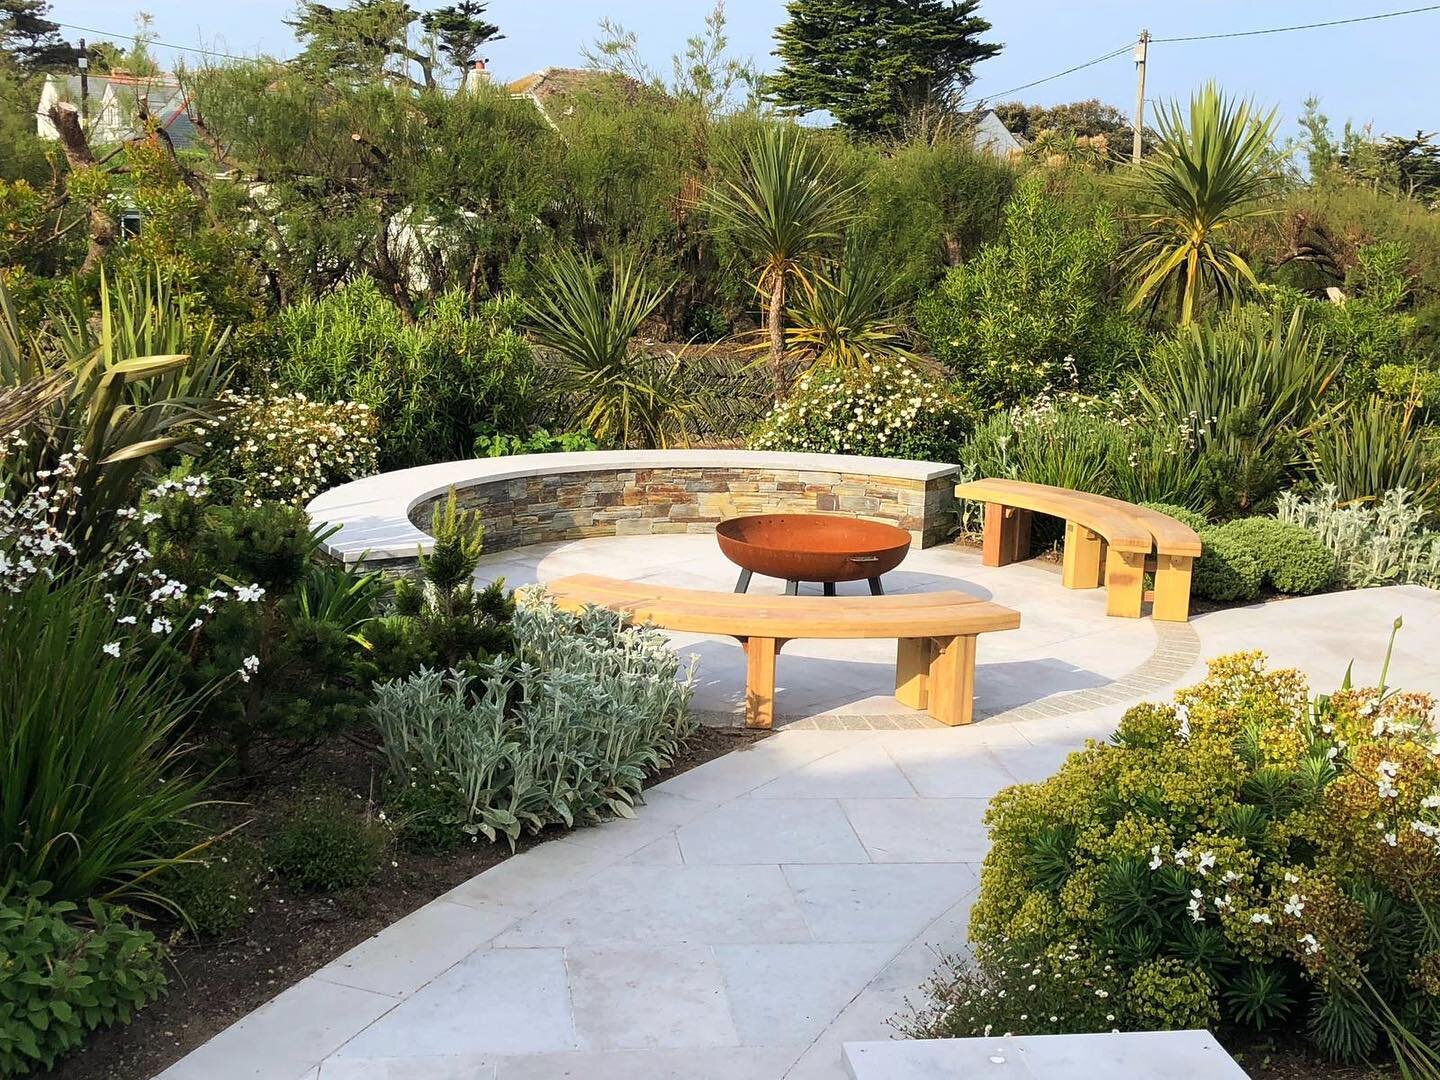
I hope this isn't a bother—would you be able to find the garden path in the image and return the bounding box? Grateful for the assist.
[156,539,1440,1080]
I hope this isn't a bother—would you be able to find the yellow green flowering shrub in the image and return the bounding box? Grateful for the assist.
[909,651,1440,1062]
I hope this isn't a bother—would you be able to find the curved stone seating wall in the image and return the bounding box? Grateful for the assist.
[306,450,960,570]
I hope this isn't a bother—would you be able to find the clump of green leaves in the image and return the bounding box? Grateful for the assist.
[0,885,168,1076]
[1278,486,1440,590]
[911,652,1440,1062]
[370,595,695,848]
[267,793,388,894]
[143,479,385,772]
[917,172,1142,404]
[365,490,514,679]
[273,280,537,469]
[155,832,266,941]
[1139,306,1336,516]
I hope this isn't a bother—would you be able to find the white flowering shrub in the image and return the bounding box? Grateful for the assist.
[907,652,1440,1063]
[370,593,695,848]
[749,362,973,462]
[1278,485,1440,590]
[201,390,378,507]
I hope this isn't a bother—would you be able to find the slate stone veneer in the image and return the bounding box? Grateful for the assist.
[408,465,956,555]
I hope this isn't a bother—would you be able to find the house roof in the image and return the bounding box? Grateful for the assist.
[972,110,1027,158]
[40,71,197,149]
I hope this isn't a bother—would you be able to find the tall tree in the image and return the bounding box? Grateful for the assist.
[704,125,856,395]
[421,2,502,80]
[288,0,437,88]
[1125,83,1280,326]
[0,0,73,73]
[765,0,1001,138]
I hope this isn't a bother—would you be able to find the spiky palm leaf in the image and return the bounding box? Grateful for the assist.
[1,270,229,558]
[1125,83,1281,325]
[522,248,700,449]
[784,242,924,373]
[704,124,856,393]
[0,372,68,440]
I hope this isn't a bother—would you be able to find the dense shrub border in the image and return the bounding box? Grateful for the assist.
[906,651,1440,1065]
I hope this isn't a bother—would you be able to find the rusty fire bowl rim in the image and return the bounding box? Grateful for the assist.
[715,513,912,583]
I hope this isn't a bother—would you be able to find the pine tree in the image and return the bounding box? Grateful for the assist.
[421,2,503,80]
[0,0,74,73]
[764,0,1001,138]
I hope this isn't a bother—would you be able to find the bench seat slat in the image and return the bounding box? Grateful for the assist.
[544,574,1020,640]
[954,478,1153,552]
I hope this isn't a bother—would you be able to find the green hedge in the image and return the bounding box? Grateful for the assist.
[1193,516,1335,602]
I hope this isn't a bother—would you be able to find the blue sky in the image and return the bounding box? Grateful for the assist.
[46,1,1440,139]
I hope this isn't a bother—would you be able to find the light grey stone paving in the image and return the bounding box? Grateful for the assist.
[843,1030,1248,1078]
[157,533,1440,1080]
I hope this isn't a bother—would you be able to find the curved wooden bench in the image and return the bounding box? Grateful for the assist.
[542,574,1021,729]
[954,478,1203,622]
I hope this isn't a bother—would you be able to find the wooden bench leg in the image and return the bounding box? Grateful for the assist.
[982,504,1031,567]
[1152,554,1194,622]
[1105,549,1147,618]
[743,636,782,729]
[1062,521,1105,590]
[926,634,978,727]
[895,637,935,710]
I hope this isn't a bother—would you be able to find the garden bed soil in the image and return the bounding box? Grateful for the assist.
[45,725,767,1080]
[1230,1039,1396,1079]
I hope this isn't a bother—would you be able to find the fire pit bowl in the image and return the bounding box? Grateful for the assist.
[715,513,912,595]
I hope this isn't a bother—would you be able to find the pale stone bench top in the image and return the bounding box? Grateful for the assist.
[843,1030,1246,1079]
[305,450,960,565]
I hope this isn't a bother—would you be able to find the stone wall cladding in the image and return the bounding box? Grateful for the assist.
[409,466,956,555]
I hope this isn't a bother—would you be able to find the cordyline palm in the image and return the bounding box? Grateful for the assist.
[705,124,857,395]
[1125,83,1281,326]
[522,248,697,449]
[785,241,924,374]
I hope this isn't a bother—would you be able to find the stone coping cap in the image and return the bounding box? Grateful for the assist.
[305,449,960,564]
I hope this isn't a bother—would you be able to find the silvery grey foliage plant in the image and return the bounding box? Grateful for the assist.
[1277,486,1440,590]
[369,593,696,846]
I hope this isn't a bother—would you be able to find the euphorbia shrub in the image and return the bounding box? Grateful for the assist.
[909,652,1440,1063]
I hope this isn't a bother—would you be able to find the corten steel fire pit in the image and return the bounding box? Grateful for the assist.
[716,514,911,596]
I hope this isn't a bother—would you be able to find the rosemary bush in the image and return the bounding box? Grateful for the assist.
[1278,486,1440,590]
[370,595,695,847]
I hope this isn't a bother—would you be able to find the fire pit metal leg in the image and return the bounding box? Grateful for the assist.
[868,577,885,595]
[734,569,752,593]
[823,582,836,596]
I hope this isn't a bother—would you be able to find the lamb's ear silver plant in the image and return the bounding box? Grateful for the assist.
[1277,485,1440,590]
[369,592,696,848]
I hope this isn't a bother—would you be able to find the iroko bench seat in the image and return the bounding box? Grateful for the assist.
[954,478,1203,622]
[543,574,1021,729]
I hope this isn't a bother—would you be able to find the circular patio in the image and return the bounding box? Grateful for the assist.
[473,531,1196,729]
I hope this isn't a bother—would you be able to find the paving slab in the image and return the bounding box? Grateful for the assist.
[314,898,524,998]
[154,977,396,1080]
[677,798,871,865]
[333,948,575,1059]
[568,944,739,1051]
[842,1030,1247,1079]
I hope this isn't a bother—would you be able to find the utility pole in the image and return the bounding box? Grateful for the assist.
[77,38,90,125]
[1131,29,1149,163]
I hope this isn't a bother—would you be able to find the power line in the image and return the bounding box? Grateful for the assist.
[50,21,260,63]
[1152,4,1440,43]
[981,44,1133,100]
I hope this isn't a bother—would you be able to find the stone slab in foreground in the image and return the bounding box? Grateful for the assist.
[843,1030,1246,1079]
